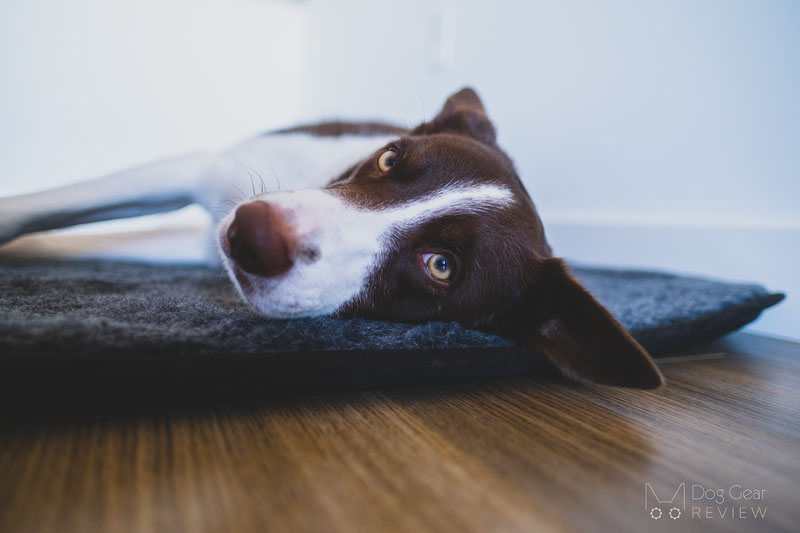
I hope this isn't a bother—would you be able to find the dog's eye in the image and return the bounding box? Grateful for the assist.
[377,149,398,172]
[422,253,453,281]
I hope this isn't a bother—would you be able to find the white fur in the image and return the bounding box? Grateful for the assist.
[219,184,514,317]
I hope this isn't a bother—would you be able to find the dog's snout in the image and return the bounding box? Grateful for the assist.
[227,201,293,278]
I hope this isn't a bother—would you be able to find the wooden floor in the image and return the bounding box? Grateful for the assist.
[1,332,798,533]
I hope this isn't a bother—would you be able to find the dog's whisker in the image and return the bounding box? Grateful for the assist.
[266,162,281,192]
[241,162,262,197]
[244,163,268,195]
[398,97,412,130]
[251,168,267,195]
[384,103,410,130]
[225,178,250,203]
[389,96,412,129]
[417,87,427,124]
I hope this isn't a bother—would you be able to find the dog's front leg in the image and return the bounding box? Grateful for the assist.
[0,153,217,246]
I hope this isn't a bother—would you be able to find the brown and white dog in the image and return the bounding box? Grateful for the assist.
[0,88,663,389]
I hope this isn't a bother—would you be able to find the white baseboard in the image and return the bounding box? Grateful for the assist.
[545,222,798,341]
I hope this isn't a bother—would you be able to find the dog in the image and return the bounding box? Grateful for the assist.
[0,87,663,388]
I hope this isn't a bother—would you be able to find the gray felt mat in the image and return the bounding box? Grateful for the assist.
[0,260,784,393]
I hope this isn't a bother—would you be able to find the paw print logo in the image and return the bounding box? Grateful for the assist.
[650,507,662,520]
[669,507,681,519]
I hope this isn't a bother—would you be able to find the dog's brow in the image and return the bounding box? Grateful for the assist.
[374,184,515,228]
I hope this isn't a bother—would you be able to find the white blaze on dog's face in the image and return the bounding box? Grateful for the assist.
[217,88,665,390]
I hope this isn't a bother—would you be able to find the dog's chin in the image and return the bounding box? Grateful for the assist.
[229,271,339,319]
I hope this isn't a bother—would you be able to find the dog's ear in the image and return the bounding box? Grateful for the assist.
[493,258,664,389]
[413,87,496,145]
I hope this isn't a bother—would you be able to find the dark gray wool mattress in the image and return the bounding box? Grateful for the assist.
[0,259,784,396]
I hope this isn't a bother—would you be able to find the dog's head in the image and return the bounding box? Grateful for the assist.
[218,88,663,389]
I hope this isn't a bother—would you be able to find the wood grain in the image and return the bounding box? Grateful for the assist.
[1,332,798,533]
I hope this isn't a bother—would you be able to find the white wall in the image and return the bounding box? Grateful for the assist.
[1,0,797,339]
[0,0,305,196]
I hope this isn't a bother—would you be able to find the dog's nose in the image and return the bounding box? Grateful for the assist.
[227,201,293,277]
